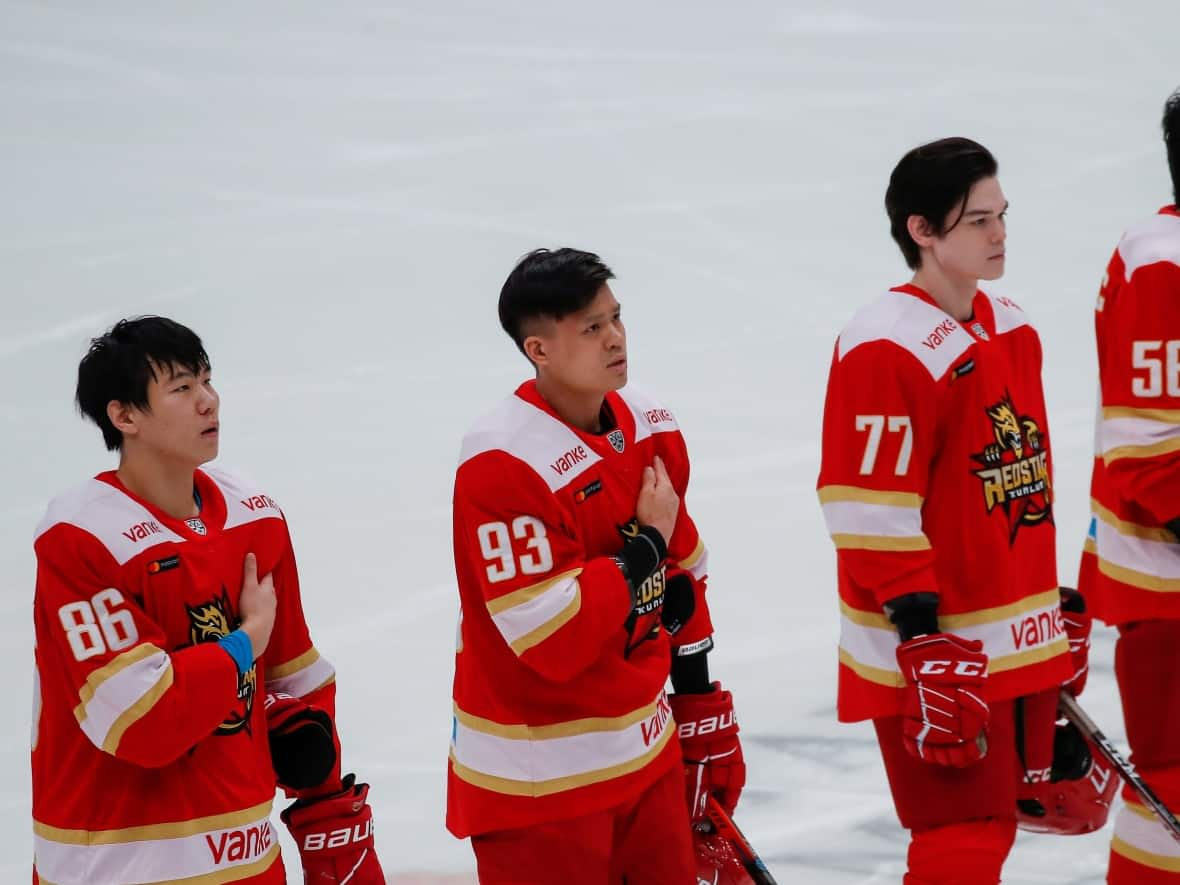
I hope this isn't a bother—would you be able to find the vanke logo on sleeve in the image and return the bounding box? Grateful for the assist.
[922,319,960,350]
[241,494,278,512]
[550,445,589,477]
[122,520,163,543]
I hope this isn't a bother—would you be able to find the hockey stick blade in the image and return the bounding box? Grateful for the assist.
[1059,691,1180,843]
[703,795,779,885]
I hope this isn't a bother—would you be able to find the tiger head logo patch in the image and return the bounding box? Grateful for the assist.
[185,588,256,735]
[972,392,1052,543]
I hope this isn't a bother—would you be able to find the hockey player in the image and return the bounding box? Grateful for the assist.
[1077,87,1180,883]
[817,138,1088,884]
[447,248,745,883]
[31,317,386,885]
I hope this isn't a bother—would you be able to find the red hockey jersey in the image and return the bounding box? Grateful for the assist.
[818,284,1072,722]
[447,380,714,837]
[1078,206,1180,625]
[32,466,336,885]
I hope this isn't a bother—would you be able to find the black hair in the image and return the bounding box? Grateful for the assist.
[498,248,615,354]
[75,316,210,451]
[1164,88,1180,207]
[885,137,999,270]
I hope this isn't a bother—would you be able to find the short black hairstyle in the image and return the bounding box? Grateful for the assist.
[498,248,615,354]
[1164,87,1180,207]
[885,137,999,270]
[75,316,210,451]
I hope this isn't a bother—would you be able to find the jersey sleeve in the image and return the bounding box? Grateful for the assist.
[453,452,633,683]
[1097,256,1180,525]
[262,516,343,795]
[33,524,240,768]
[656,426,714,653]
[263,517,337,716]
[817,340,940,608]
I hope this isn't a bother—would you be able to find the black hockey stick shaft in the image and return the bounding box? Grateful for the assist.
[704,794,780,885]
[1059,691,1180,843]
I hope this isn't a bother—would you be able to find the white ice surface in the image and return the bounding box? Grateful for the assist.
[3,2,1179,881]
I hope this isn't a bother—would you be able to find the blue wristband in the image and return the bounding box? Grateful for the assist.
[218,629,254,675]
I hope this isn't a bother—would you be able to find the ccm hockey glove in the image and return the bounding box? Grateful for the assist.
[1059,587,1091,697]
[282,774,386,884]
[896,633,990,768]
[670,683,745,820]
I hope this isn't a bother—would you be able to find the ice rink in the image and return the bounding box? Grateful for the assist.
[4,1,1180,881]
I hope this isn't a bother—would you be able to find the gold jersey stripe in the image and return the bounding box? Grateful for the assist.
[988,637,1069,674]
[837,648,905,688]
[1083,537,1097,556]
[449,723,673,797]
[1104,436,1180,464]
[939,589,1061,630]
[1091,499,1175,543]
[34,800,273,845]
[1111,835,1180,872]
[1124,800,1158,823]
[1098,558,1180,593]
[831,533,931,552]
[677,538,706,571]
[103,663,175,753]
[486,568,584,616]
[817,486,923,508]
[1103,405,1180,423]
[508,586,582,655]
[72,643,166,724]
[266,646,320,680]
[840,589,1061,632]
[455,694,667,741]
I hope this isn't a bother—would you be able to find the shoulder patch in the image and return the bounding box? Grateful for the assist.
[981,288,1031,336]
[459,394,601,492]
[1119,213,1180,280]
[202,465,284,530]
[35,478,185,565]
[616,384,679,444]
[838,289,973,381]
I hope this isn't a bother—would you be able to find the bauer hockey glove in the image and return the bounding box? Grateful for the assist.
[1059,587,1091,697]
[670,683,745,820]
[896,633,990,768]
[282,773,387,885]
[265,691,337,792]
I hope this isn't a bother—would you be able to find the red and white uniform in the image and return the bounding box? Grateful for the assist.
[818,284,1072,723]
[32,466,336,885]
[1077,205,1180,881]
[447,380,713,838]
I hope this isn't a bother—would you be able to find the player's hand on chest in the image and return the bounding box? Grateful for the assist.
[131,530,283,651]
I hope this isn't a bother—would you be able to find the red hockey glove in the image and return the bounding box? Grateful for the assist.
[265,692,337,792]
[670,683,745,821]
[281,773,386,884]
[896,633,990,768]
[1059,587,1091,697]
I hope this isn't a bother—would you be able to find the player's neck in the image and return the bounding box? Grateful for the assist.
[116,452,200,519]
[535,375,607,433]
[911,266,977,322]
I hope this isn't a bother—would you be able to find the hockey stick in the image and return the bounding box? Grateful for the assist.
[702,794,780,885]
[1059,691,1180,843]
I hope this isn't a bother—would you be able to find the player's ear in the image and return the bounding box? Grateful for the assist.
[522,335,548,369]
[907,214,937,249]
[107,400,139,439]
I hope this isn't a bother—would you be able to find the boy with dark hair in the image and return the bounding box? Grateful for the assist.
[1077,86,1180,883]
[32,316,386,885]
[818,139,1088,883]
[447,248,745,883]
